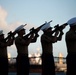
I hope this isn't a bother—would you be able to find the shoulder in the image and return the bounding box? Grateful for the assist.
[15,36,22,41]
[66,30,74,36]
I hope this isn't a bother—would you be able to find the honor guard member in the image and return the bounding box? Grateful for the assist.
[40,21,64,75]
[0,30,14,75]
[65,17,76,75]
[15,24,39,75]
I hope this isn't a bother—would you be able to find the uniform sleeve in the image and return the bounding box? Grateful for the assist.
[41,35,57,43]
[66,32,76,41]
[0,41,7,47]
[15,37,28,46]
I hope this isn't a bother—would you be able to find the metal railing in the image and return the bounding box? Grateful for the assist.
[8,56,67,72]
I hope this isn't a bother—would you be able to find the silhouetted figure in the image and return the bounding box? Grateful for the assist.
[15,25,39,75]
[41,22,63,75]
[65,17,76,75]
[0,30,14,75]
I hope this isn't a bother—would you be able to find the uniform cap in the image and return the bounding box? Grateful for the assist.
[67,17,76,26]
[14,24,27,32]
[0,30,3,35]
[41,21,52,31]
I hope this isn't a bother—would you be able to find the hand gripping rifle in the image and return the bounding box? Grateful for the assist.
[5,24,27,41]
[23,20,52,39]
[51,23,68,34]
[4,31,16,41]
[1,31,16,43]
[53,17,76,33]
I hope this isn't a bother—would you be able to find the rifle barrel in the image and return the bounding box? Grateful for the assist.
[23,20,52,39]
[5,31,16,41]
[52,23,68,34]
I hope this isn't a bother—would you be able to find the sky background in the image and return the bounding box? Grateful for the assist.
[0,0,76,57]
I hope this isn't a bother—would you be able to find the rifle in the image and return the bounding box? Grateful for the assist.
[51,23,68,34]
[5,24,27,41]
[4,31,16,41]
[23,20,52,39]
[0,31,16,43]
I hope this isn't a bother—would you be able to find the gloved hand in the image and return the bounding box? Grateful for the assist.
[35,33,39,37]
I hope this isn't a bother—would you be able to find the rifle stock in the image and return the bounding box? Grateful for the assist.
[23,20,52,39]
[5,24,27,41]
[5,31,16,41]
[51,23,68,34]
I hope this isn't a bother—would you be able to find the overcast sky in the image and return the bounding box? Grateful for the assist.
[0,0,76,57]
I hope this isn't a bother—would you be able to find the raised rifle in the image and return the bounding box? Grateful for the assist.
[5,24,27,41]
[51,23,68,34]
[23,20,52,39]
[1,31,16,43]
[5,31,16,41]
